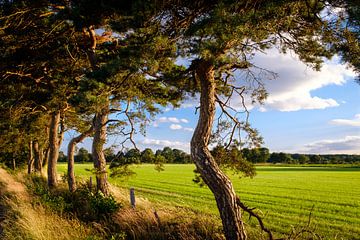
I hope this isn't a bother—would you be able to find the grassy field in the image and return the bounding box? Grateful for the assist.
[57,163,360,239]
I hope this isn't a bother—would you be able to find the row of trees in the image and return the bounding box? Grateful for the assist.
[59,147,191,164]
[1,1,358,239]
[60,146,360,165]
[268,152,360,164]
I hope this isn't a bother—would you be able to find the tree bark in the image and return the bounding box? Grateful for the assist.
[33,140,42,172]
[12,158,16,170]
[85,26,98,70]
[190,60,247,240]
[67,126,94,192]
[47,110,61,188]
[42,126,50,168]
[42,147,50,168]
[92,105,109,195]
[27,140,34,174]
[58,113,65,147]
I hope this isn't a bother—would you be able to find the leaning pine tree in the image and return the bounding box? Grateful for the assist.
[153,0,359,239]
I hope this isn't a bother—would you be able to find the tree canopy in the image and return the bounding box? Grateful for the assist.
[0,1,358,239]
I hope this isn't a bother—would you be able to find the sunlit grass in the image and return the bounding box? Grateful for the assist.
[57,163,360,239]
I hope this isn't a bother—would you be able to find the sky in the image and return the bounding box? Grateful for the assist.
[61,49,360,155]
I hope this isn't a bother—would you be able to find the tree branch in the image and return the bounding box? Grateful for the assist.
[236,197,274,240]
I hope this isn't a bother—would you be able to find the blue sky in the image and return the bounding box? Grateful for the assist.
[61,50,360,154]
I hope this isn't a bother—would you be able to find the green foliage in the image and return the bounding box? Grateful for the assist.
[68,187,120,222]
[28,175,69,212]
[75,147,93,163]
[267,152,360,164]
[27,175,121,222]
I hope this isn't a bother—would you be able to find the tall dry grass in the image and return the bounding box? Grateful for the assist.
[0,171,97,240]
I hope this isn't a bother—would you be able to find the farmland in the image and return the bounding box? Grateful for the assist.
[57,164,360,239]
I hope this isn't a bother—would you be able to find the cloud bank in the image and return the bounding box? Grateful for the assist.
[303,135,360,154]
[330,114,360,127]
[251,50,355,112]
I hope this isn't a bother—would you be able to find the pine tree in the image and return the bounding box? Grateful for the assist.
[150,1,358,239]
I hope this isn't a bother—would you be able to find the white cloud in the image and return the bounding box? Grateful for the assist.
[266,95,339,112]
[250,50,356,112]
[153,117,192,130]
[183,127,194,132]
[330,114,360,127]
[141,138,189,152]
[303,135,360,154]
[180,118,189,123]
[181,103,196,108]
[180,94,199,109]
[157,117,188,124]
[170,124,183,130]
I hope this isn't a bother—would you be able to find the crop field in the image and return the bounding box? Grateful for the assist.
[57,164,360,239]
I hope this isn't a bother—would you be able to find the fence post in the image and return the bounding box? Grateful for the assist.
[130,187,135,208]
[89,176,92,190]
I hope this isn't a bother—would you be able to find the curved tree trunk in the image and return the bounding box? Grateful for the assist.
[67,126,94,192]
[47,110,61,187]
[27,140,34,174]
[92,105,109,195]
[190,60,247,240]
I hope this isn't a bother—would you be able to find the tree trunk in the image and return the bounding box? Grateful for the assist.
[190,60,247,240]
[58,113,65,147]
[33,140,42,172]
[42,126,50,168]
[67,126,94,192]
[27,140,34,174]
[12,158,16,170]
[47,110,61,188]
[85,26,98,70]
[42,147,50,168]
[92,105,109,195]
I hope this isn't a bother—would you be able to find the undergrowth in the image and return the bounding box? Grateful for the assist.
[27,175,121,222]
[25,175,227,240]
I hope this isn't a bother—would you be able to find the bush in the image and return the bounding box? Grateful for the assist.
[66,186,120,222]
[27,176,121,222]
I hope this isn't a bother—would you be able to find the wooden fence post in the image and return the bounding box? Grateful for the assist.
[89,176,92,190]
[130,187,135,208]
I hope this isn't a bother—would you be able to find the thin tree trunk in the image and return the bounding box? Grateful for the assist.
[12,158,16,170]
[47,110,61,187]
[67,126,94,192]
[27,140,34,174]
[42,147,50,168]
[33,140,42,172]
[190,60,247,240]
[92,105,109,195]
[58,113,65,147]
[42,126,50,168]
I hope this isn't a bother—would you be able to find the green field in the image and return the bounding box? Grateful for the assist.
[58,164,360,239]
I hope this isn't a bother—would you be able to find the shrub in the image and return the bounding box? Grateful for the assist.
[27,176,121,222]
[66,185,121,222]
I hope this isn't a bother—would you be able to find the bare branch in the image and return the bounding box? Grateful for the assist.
[215,94,241,148]
[116,100,138,150]
[236,197,274,240]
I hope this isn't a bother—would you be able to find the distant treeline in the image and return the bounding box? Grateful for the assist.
[59,146,360,165]
[58,147,191,164]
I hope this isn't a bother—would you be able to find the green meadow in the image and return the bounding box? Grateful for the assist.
[57,164,360,239]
